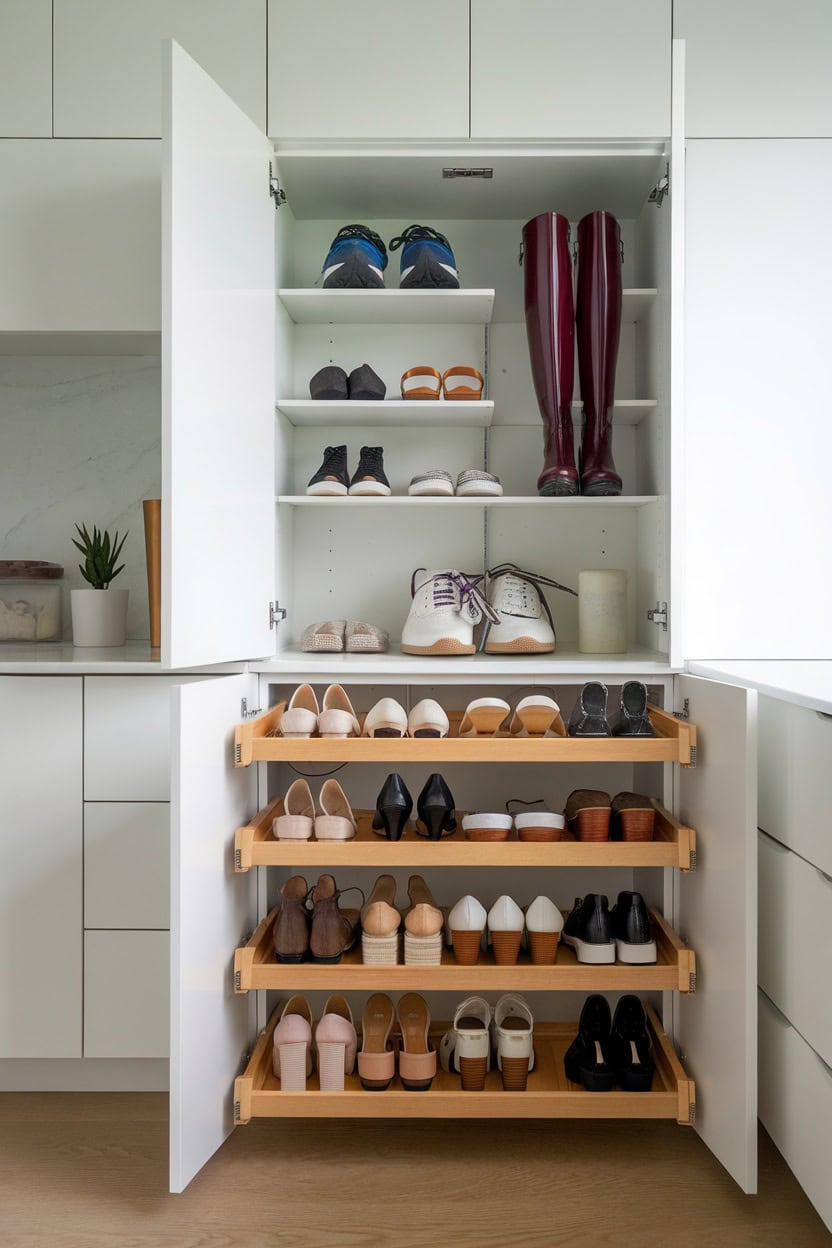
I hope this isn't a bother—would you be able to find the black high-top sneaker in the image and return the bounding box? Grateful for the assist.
[610,891,657,964]
[562,894,615,964]
[306,445,349,496]
[610,995,655,1091]
[564,994,615,1091]
[321,225,387,288]
[348,446,390,496]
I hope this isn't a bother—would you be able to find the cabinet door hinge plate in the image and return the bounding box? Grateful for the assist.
[269,162,286,209]
[648,602,668,631]
[649,162,670,206]
[269,601,287,630]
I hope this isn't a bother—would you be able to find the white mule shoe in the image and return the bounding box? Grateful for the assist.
[447,895,487,965]
[315,779,357,841]
[459,697,510,737]
[491,992,535,1090]
[279,684,319,738]
[439,995,492,1090]
[487,895,525,965]
[317,684,360,738]
[509,694,566,737]
[407,698,449,738]
[525,896,564,964]
[363,697,408,738]
[274,778,315,841]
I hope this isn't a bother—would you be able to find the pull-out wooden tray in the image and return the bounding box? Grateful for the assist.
[235,798,696,872]
[234,1004,695,1124]
[234,907,696,994]
[235,703,696,767]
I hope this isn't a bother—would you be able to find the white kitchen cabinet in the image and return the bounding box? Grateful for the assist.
[0,677,82,1057]
[683,140,832,659]
[84,930,170,1057]
[758,696,832,878]
[84,802,170,929]
[0,1,52,137]
[53,0,265,137]
[267,0,469,140]
[675,0,832,137]
[0,140,160,333]
[470,0,671,138]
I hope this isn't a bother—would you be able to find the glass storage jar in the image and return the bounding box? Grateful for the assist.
[0,561,64,642]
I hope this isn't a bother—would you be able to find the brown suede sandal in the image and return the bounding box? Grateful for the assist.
[309,874,363,963]
[272,875,310,964]
[610,791,656,842]
[401,365,442,399]
[397,992,437,1091]
[564,789,612,842]
[357,993,396,1091]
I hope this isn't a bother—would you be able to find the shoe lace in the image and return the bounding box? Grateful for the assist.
[389,224,453,252]
[329,224,388,259]
[411,569,500,625]
[486,562,577,636]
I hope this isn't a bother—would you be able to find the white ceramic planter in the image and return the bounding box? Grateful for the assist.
[70,588,129,647]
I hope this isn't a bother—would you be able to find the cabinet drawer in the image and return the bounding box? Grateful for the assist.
[758,695,832,877]
[759,990,832,1232]
[84,803,169,929]
[758,831,832,1067]
[84,931,169,1058]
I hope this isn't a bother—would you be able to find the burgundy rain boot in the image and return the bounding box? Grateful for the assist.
[522,212,578,496]
[576,210,623,496]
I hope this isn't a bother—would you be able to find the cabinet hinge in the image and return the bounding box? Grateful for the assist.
[673,698,690,721]
[443,166,493,179]
[648,162,670,207]
[269,601,287,630]
[241,697,262,719]
[269,162,286,209]
[647,602,668,631]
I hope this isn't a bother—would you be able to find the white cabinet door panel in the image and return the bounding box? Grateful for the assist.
[684,141,832,658]
[84,803,170,929]
[758,696,832,878]
[677,674,757,1193]
[0,1,51,137]
[170,673,257,1193]
[84,930,169,1057]
[675,0,832,137]
[268,0,469,139]
[0,677,82,1057]
[163,41,275,668]
[54,0,265,137]
[471,0,671,138]
[0,140,160,332]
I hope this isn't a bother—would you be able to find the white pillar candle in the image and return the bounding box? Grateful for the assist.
[578,570,628,653]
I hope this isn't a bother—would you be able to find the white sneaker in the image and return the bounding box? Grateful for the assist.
[484,563,577,654]
[455,469,503,497]
[400,568,498,656]
[408,470,454,497]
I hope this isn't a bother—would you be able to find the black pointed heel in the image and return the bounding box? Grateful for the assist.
[419,806,456,841]
[372,774,413,841]
[416,773,456,841]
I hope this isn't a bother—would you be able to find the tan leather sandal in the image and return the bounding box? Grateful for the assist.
[397,992,437,1091]
[401,365,442,400]
[357,993,396,1091]
[442,365,484,400]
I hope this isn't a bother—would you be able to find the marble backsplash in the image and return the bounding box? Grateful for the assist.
[0,355,161,642]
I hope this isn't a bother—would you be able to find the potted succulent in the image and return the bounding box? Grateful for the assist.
[70,522,129,647]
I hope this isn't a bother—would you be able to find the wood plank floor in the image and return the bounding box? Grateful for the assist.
[0,1095,828,1247]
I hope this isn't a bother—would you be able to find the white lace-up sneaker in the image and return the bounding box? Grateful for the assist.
[484,563,577,654]
[400,568,498,656]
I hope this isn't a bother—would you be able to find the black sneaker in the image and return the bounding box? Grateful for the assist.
[562,894,615,964]
[307,445,349,496]
[348,446,390,497]
[321,225,387,289]
[564,994,615,1091]
[567,681,612,737]
[610,891,657,964]
[609,995,654,1091]
[610,680,654,736]
[389,224,460,289]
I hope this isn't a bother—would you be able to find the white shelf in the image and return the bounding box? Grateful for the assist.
[277,399,495,427]
[622,289,658,323]
[571,399,657,425]
[277,494,659,509]
[278,289,496,325]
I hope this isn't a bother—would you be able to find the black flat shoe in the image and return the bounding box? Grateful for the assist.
[416,773,456,840]
[610,995,654,1091]
[309,365,348,400]
[567,681,612,737]
[372,773,413,841]
[610,680,654,736]
[564,994,615,1091]
[348,363,386,400]
[610,891,657,964]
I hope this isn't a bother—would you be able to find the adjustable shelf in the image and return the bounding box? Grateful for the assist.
[233,1003,695,1124]
[235,798,696,872]
[234,906,695,994]
[275,398,656,428]
[278,289,496,324]
[234,703,697,766]
[276,495,660,509]
[249,648,675,679]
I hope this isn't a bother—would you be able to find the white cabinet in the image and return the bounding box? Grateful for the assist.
[84,930,170,1057]
[267,0,469,140]
[84,676,192,801]
[53,0,266,137]
[675,0,832,137]
[84,803,170,929]
[683,140,832,659]
[758,696,832,878]
[0,677,82,1057]
[470,0,671,138]
[0,1,51,137]
[0,140,160,333]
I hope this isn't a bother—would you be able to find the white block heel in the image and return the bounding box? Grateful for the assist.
[316,1040,348,1091]
[274,1041,310,1091]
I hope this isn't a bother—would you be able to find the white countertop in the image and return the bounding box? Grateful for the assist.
[688,661,832,716]
[0,641,247,675]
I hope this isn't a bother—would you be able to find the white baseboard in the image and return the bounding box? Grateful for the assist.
[0,1058,169,1091]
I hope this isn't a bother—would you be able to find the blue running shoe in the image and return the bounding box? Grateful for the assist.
[389,224,459,289]
[321,224,387,288]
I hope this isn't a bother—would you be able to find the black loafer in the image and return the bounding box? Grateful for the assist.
[610,995,655,1091]
[567,681,611,736]
[309,365,348,400]
[348,363,386,400]
[610,680,654,736]
[564,994,615,1091]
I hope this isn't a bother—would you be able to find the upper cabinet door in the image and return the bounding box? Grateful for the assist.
[470,0,671,138]
[162,41,275,668]
[54,0,266,137]
[683,140,832,659]
[0,0,51,137]
[675,0,832,137]
[676,674,757,1194]
[267,0,469,139]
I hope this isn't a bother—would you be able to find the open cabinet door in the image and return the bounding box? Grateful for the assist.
[162,40,275,667]
[676,673,757,1193]
[170,673,258,1193]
